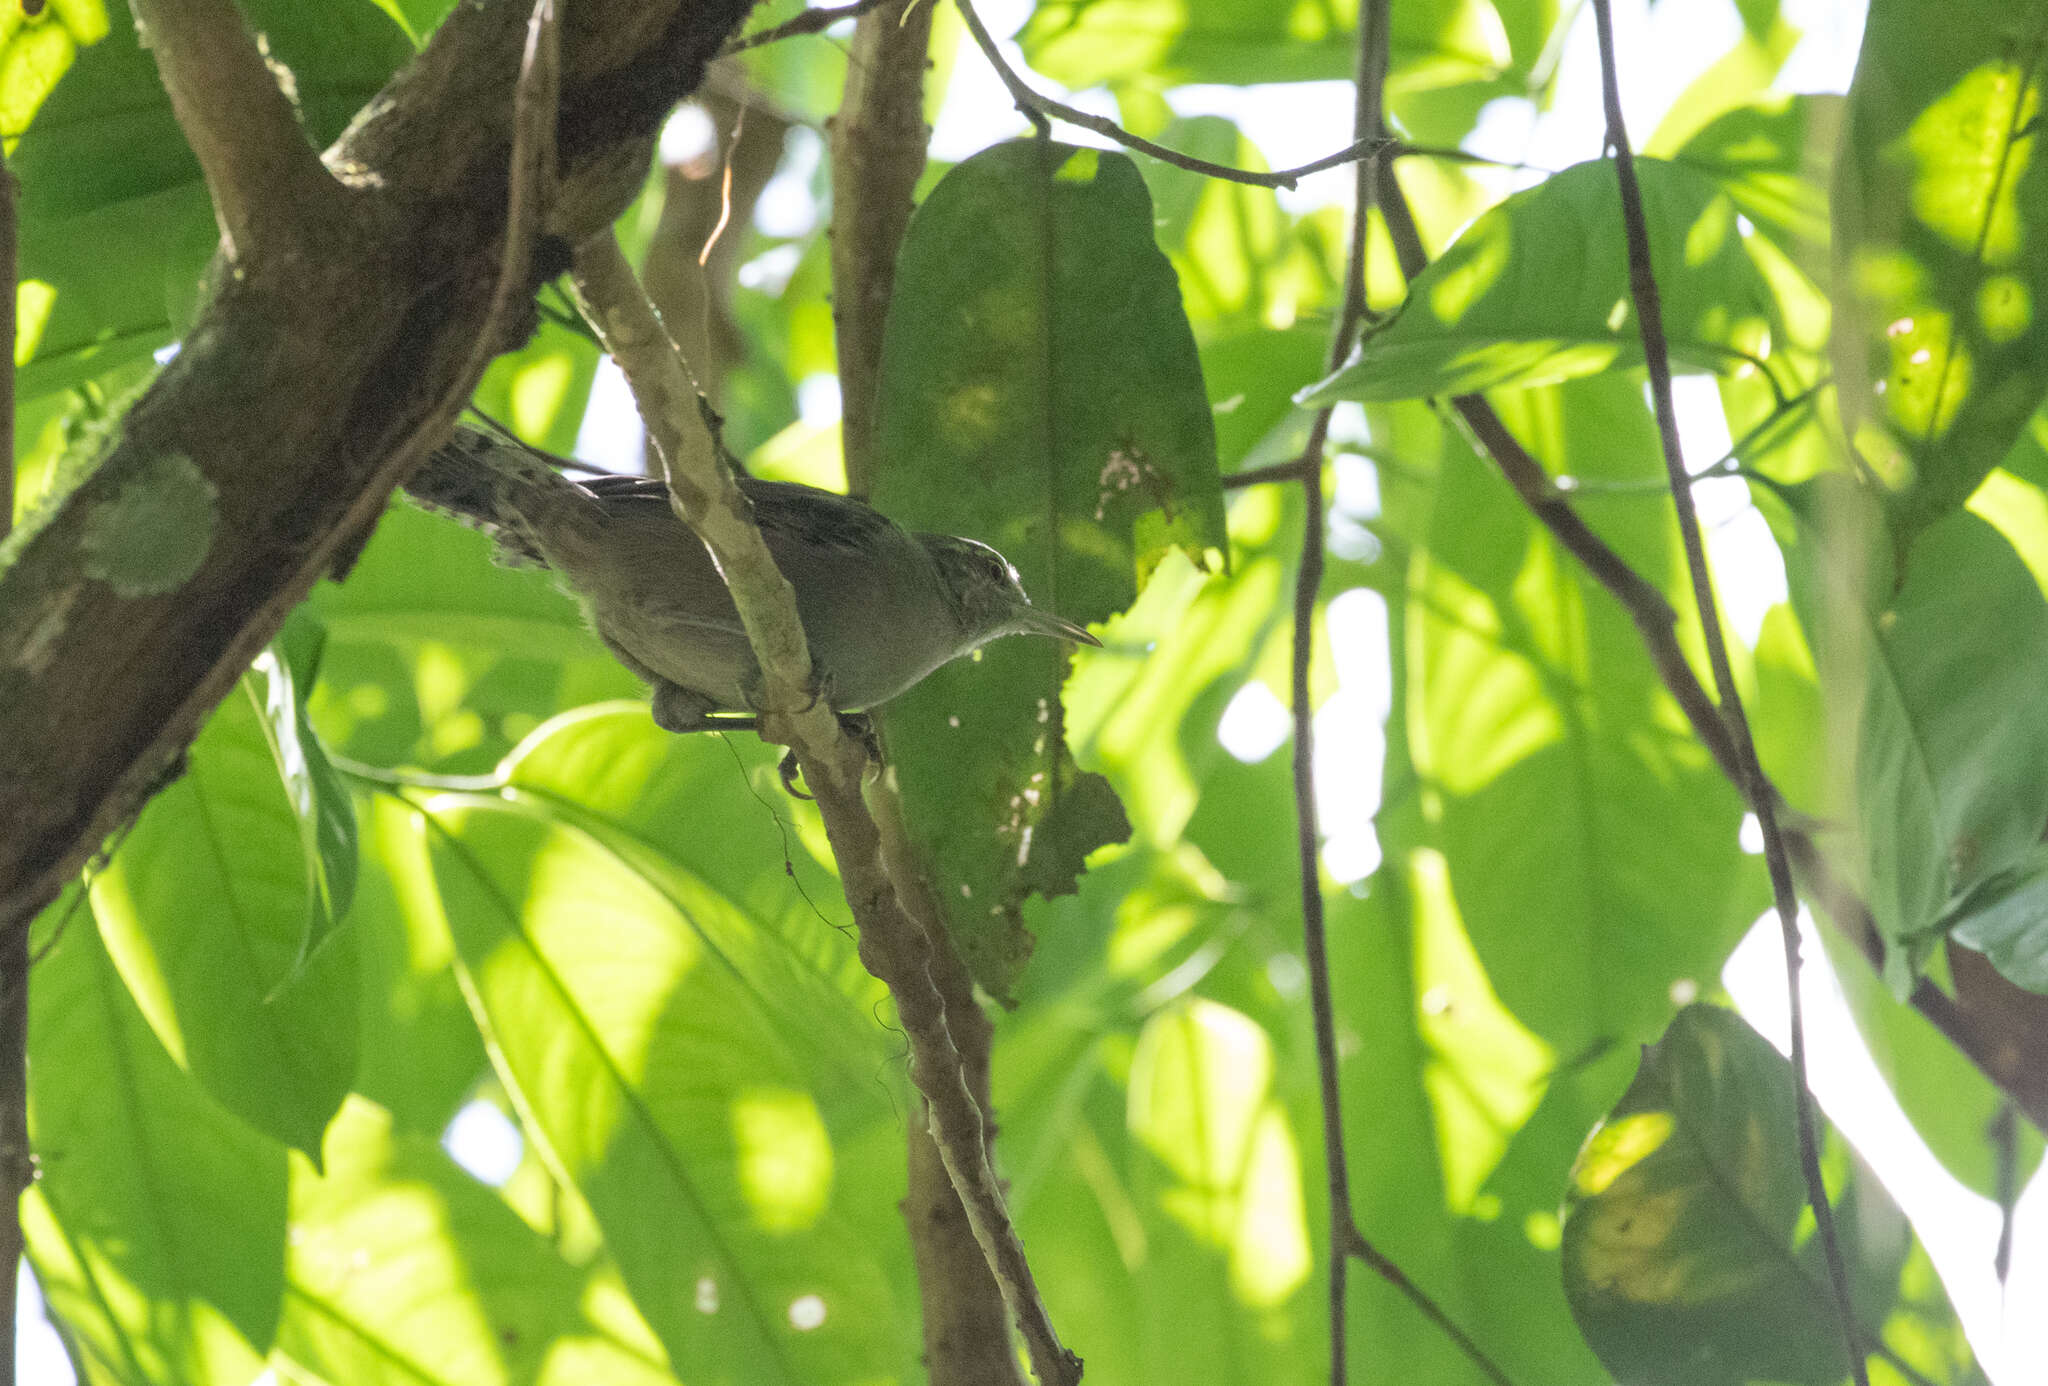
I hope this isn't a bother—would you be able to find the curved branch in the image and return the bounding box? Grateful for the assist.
[951,0,1473,191]
[129,0,348,261]
[0,0,755,935]
[1587,4,1864,1375]
[568,233,1081,1386]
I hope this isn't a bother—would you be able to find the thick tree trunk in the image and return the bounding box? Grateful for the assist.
[0,0,757,933]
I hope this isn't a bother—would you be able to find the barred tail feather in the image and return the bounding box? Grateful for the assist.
[402,427,586,568]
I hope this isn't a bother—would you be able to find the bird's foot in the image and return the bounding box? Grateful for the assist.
[775,712,882,800]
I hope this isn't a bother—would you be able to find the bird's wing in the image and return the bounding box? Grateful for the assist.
[580,474,906,558]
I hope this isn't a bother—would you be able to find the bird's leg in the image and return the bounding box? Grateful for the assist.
[650,680,756,735]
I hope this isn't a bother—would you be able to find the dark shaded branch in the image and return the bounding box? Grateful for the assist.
[1289,5,1515,1385]
[951,0,1469,191]
[1289,5,1378,1376]
[828,0,933,496]
[568,233,1079,1386]
[1587,3,1864,1377]
[1373,144,2048,1159]
[128,0,348,260]
[723,0,886,53]
[817,5,1022,1378]
[0,0,756,934]
[875,794,1026,1386]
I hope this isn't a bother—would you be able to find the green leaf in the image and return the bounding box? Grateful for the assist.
[1301,158,1821,406]
[874,140,1225,989]
[89,670,360,1157]
[1943,845,2048,991]
[1408,379,1764,1053]
[26,903,286,1384]
[1123,998,1314,1368]
[1754,599,2048,1191]
[347,793,490,1136]
[9,0,412,398]
[1669,94,1844,287]
[275,1096,674,1386]
[0,1,106,141]
[426,797,916,1384]
[1795,504,2048,976]
[308,502,638,771]
[252,645,360,963]
[1561,1004,1955,1386]
[1832,0,2048,538]
[500,706,893,1077]
[1019,0,1518,92]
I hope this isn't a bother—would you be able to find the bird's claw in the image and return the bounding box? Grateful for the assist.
[774,712,882,799]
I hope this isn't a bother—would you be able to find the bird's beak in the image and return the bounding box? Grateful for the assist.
[1015,606,1101,646]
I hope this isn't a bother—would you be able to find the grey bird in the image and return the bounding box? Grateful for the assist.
[403,426,1099,733]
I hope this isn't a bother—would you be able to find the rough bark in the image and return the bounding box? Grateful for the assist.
[0,0,758,933]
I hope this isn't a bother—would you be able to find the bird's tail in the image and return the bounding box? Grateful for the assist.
[402,426,593,567]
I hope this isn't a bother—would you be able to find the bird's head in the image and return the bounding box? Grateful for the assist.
[923,535,1100,651]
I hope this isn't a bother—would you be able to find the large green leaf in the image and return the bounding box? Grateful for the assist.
[25,904,286,1386]
[1791,499,2048,979]
[1752,602,2048,1192]
[500,706,892,1077]
[1407,379,1765,1054]
[1831,1,2048,538]
[89,666,361,1158]
[275,1097,676,1386]
[873,139,1226,990]
[308,503,639,771]
[1302,158,1822,406]
[9,0,413,399]
[425,795,915,1385]
[346,793,491,1137]
[1562,1004,1979,1386]
[1669,94,1843,288]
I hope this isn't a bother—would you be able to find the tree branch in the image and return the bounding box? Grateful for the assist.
[0,0,755,935]
[828,0,933,497]
[950,0,1468,191]
[818,4,1024,1377]
[1586,6,1864,1376]
[1288,5,1515,1385]
[723,0,887,53]
[127,0,348,261]
[567,233,1080,1386]
[1372,151,2048,1153]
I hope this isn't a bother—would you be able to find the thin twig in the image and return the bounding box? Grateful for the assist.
[1585,4,1865,1381]
[821,2,1021,1377]
[1290,6,1378,1378]
[951,0,1478,191]
[1221,457,1314,490]
[722,0,889,52]
[451,0,559,416]
[1288,5,1515,1385]
[567,233,1080,1386]
[0,144,24,1386]
[1351,0,2047,1175]
[128,0,346,261]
